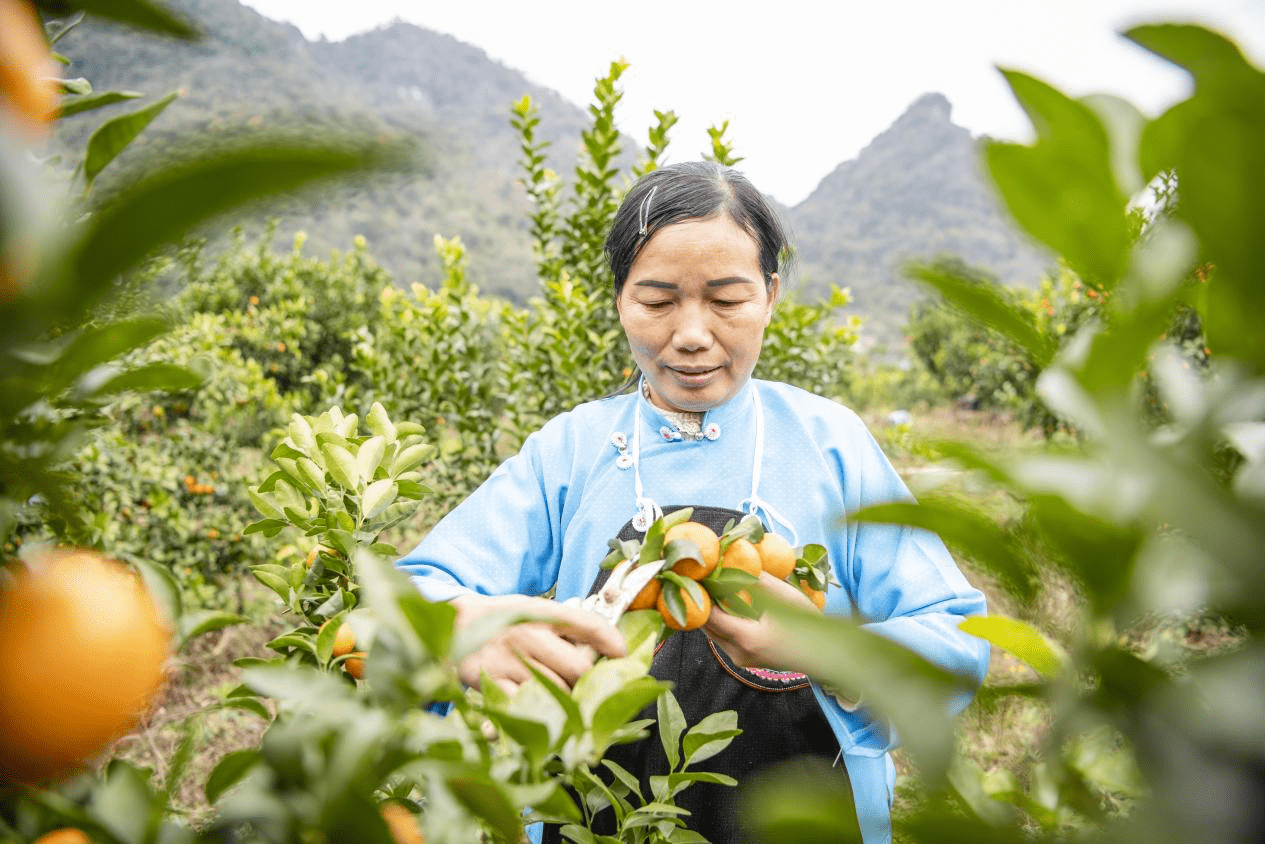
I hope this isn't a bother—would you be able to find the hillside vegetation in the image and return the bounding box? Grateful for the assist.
[50,0,1050,342]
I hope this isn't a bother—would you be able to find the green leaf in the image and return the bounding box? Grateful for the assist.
[959,615,1065,678]
[220,696,271,720]
[592,676,669,748]
[485,708,553,760]
[853,499,1039,605]
[662,770,738,797]
[42,136,414,326]
[265,632,317,657]
[910,263,1056,367]
[623,802,690,827]
[248,490,283,521]
[91,761,156,844]
[573,654,653,724]
[446,773,524,844]
[657,690,687,770]
[164,720,198,800]
[391,442,434,474]
[361,478,398,520]
[251,568,292,602]
[356,435,386,481]
[519,781,583,825]
[58,77,91,95]
[602,759,644,802]
[617,608,665,671]
[682,709,741,767]
[81,362,202,397]
[739,757,863,843]
[366,401,397,441]
[356,551,456,659]
[762,601,975,782]
[205,749,261,804]
[240,663,351,707]
[130,557,181,629]
[55,316,167,385]
[178,610,246,650]
[58,90,143,119]
[243,518,286,537]
[314,611,349,665]
[321,441,360,489]
[521,660,584,739]
[987,69,1132,287]
[72,0,199,38]
[1130,23,1265,372]
[84,91,180,188]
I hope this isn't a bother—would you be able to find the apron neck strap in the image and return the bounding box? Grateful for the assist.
[740,384,799,546]
[631,382,798,544]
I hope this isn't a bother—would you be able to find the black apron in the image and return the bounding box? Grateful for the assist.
[542,505,853,843]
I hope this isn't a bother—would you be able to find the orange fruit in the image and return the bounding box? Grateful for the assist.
[324,621,356,658]
[665,521,720,580]
[756,532,796,581]
[0,549,172,784]
[381,803,426,844]
[0,0,59,133]
[34,830,91,844]
[720,538,762,577]
[656,583,712,631]
[343,652,367,680]
[626,573,661,611]
[797,578,826,611]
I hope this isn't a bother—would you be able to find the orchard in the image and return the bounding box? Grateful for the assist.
[3,3,1265,844]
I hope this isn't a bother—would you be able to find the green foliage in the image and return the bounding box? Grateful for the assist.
[227,405,735,844]
[756,22,1265,844]
[351,236,511,501]
[757,284,858,400]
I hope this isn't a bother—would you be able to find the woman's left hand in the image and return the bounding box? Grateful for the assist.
[703,572,819,669]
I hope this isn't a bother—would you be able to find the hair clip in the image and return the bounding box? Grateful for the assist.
[637,185,659,238]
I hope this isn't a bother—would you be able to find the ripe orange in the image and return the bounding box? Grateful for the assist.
[665,521,720,580]
[381,803,426,844]
[0,549,172,784]
[34,830,92,844]
[797,578,826,611]
[756,532,796,581]
[0,0,59,132]
[720,538,761,577]
[656,584,712,631]
[626,573,661,611]
[343,652,367,680]
[328,622,356,658]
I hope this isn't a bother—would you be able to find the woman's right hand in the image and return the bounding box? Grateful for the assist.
[449,593,627,696]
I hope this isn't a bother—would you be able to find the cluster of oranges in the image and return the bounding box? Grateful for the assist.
[182,474,216,496]
[322,618,366,680]
[621,512,829,632]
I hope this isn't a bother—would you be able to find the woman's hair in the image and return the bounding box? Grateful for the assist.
[604,161,790,296]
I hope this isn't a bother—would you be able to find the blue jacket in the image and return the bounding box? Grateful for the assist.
[398,379,989,842]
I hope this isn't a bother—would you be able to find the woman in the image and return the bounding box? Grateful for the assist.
[397,161,989,843]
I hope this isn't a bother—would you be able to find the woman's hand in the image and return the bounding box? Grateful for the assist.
[703,573,818,670]
[450,593,627,696]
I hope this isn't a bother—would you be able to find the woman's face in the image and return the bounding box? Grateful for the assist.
[617,215,778,414]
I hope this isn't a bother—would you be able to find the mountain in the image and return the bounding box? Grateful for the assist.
[787,93,1053,352]
[52,0,1053,347]
[53,0,590,302]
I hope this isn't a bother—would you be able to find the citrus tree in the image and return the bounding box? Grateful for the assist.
[1,0,417,838]
[748,23,1265,844]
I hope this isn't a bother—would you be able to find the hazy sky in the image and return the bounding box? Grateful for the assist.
[241,0,1265,205]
